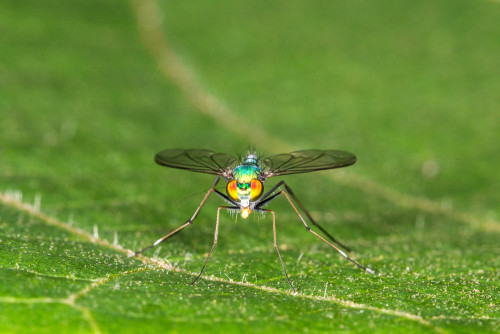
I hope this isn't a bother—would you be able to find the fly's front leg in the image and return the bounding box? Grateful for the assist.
[192,206,230,285]
[261,209,296,293]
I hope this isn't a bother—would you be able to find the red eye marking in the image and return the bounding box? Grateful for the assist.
[250,179,263,201]
[226,180,238,201]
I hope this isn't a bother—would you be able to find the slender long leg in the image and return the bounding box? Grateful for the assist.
[278,190,374,274]
[132,176,222,256]
[257,181,352,252]
[191,206,229,285]
[262,209,296,293]
[283,183,353,252]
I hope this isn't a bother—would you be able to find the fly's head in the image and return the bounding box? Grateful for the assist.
[226,164,263,218]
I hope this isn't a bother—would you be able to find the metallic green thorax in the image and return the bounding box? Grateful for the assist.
[232,154,260,206]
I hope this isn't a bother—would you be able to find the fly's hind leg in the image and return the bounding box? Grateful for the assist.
[256,182,374,274]
[279,188,374,274]
[257,180,352,252]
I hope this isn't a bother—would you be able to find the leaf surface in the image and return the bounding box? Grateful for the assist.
[1,0,499,333]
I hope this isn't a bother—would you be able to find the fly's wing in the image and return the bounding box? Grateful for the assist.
[155,149,238,179]
[260,149,356,180]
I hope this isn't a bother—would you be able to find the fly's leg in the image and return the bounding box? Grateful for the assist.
[283,183,352,252]
[191,206,229,285]
[279,189,374,274]
[256,182,373,274]
[261,209,296,293]
[131,176,221,256]
[258,180,352,252]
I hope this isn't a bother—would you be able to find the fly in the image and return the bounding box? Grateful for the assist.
[133,149,374,292]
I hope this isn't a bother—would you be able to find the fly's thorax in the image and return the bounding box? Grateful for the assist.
[233,164,260,184]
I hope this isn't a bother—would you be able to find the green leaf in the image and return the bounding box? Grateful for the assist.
[1,0,498,333]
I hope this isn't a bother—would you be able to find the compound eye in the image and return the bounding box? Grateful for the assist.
[250,179,263,201]
[226,180,238,201]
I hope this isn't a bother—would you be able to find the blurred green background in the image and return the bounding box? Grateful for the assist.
[1,0,499,333]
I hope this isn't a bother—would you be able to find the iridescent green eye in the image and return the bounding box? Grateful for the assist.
[226,180,238,201]
[250,179,263,201]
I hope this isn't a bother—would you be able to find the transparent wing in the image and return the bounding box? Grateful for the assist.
[261,149,356,179]
[155,149,238,178]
